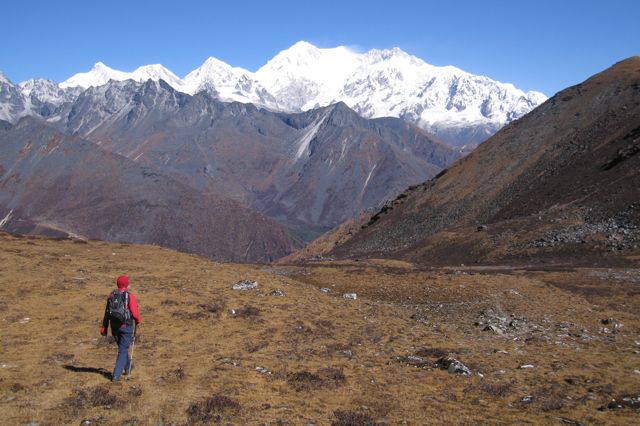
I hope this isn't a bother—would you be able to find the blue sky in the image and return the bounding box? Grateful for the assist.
[2,0,638,95]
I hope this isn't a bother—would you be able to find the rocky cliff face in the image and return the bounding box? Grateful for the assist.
[0,117,295,262]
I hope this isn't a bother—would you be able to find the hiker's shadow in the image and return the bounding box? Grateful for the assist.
[63,365,111,380]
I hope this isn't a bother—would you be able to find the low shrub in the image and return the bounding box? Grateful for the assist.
[318,367,347,387]
[332,410,380,426]
[186,395,240,423]
[63,385,123,413]
[414,347,450,358]
[234,305,261,319]
[244,340,269,353]
[287,371,325,391]
[287,367,347,391]
[159,366,187,383]
[474,381,515,397]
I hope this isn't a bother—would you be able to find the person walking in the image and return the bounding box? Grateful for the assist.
[100,275,141,382]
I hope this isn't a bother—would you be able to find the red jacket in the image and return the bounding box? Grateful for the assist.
[101,290,141,335]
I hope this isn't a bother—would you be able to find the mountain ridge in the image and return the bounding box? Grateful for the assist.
[42,79,459,242]
[3,41,546,147]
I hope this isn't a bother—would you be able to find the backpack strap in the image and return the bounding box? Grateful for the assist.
[125,291,132,324]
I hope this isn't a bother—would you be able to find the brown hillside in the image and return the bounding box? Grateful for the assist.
[326,57,640,266]
[1,232,640,424]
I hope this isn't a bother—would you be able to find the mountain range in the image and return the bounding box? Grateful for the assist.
[1,41,546,148]
[0,75,459,260]
[303,57,640,266]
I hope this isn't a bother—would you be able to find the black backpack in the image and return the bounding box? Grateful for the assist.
[108,290,131,324]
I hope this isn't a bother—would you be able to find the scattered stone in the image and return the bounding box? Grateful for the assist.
[551,416,586,426]
[10,383,25,392]
[1,363,18,369]
[394,355,431,369]
[343,293,357,300]
[19,317,30,324]
[218,357,241,366]
[268,289,286,297]
[603,395,640,410]
[411,311,428,322]
[633,370,640,375]
[520,395,535,404]
[255,366,271,374]
[484,325,504,335]
[232,280,258,291]
[601,318,616,325]
[320,288,331,293]
[435,357,472,376]
[519,364,535,369]
[477,225,488,232]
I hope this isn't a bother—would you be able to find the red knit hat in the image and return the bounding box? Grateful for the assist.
[116,275,129,289]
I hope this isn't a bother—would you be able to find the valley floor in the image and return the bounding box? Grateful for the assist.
[0,233,638,425]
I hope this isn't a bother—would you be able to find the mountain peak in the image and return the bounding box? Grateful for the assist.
[0,71,11,85]
[200,56,238,71]
[131,64,182,87]
[91,61,110,70]
[286,40,321,54]
[60,62,129,89]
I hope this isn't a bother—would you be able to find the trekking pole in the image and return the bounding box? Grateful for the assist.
[128,323,136,378]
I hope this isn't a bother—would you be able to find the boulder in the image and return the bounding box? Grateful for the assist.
[435,357,472,375]
[232,280,258,291]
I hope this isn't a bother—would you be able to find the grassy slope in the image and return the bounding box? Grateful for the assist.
[1,232,639,424]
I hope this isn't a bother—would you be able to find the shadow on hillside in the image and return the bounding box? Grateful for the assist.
[63,365,111,379]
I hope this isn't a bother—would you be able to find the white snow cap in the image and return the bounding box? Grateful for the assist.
[52,41,547,143]
[60,62,129,89]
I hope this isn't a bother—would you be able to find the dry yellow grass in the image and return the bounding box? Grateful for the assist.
[1,232,639,425]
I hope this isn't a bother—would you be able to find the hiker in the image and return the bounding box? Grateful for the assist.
[100,275,141,382]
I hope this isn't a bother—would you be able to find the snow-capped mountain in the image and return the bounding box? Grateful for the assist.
[0,74,25,122]
[4,41,547,147]
[58,62,183,91]
[255,42,546,146]
[58,62,130,89]
[130,64,183,89]
[182,57,279,108]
